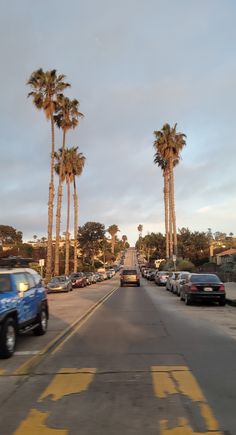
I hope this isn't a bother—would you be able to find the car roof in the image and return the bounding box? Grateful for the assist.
[0,267,36,274]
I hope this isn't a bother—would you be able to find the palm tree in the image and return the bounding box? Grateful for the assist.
[27,69,70,280]
[71,148,86,273]
[154,152,170,258]
[107,225,120,254]
[137,224,143,239]
[122,235,128,248]
[54,96,84,275]
[153,123,186,256]
[55,147,85,274]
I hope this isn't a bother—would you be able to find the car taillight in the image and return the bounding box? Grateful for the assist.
[190,284,198,291]
[219,284,225,292]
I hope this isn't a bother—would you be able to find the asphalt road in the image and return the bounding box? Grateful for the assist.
[0,248,236,434]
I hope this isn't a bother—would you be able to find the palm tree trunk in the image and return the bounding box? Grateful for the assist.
[46,116,55,281]
[73,178,78,273]
[54,130,66,276]
[169,158,177,256]
[169,170,173,258]
[65,180,71,276]
[112,235,115,254]
[163,169,169,259]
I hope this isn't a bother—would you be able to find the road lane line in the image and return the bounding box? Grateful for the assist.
[39,368,96,402]
[14,409,68,435]
[14,286,119,376]
[51,285,119,355]
[0,369,5,375]
[152,366,222,435]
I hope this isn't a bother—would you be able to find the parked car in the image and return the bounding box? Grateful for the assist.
[84,272,94,285]
[47,276,72,293]
[94,272,103,282]
[155,271,171,286]
[180,273,226,306]
[120,268,140,287]
[0,256,48,358]
[106,270,113,279]
[175,272,190,296]
[70,272,87,288]
[166,272,181,292]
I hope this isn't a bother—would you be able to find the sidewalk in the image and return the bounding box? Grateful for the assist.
[225,282,236,305]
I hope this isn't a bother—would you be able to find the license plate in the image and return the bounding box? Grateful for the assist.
[204,287,213,291]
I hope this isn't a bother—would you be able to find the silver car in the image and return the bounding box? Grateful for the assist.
[47,276,72,293]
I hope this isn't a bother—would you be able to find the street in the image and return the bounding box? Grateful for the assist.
[0,249,236,434]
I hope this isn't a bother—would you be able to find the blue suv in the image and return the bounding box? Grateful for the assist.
[0,257,49,358]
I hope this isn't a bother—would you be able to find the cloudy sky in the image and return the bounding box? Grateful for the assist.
[1,0,236,245]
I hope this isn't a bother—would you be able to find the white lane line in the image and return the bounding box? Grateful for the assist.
[15,351,40,356]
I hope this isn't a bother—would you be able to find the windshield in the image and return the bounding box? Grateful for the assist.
[122,270,137,275]
[0,274,11,292]
[191,274,220,283]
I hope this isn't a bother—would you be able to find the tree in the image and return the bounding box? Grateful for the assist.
[107,225,120,254]
[153,123,186,256]
[54,96,84,275]
[71,148,86,272]
[27,68,70,281]
[122,235,128,248]
[137,224,143,238]
[78,222,106,268]
[0,226,23,246]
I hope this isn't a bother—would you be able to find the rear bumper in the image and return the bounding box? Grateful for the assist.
[120,280,140,285]
[189,291,225,300]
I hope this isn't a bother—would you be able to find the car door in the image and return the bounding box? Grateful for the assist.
[13,273,35,323]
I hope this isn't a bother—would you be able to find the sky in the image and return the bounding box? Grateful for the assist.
[1,0,236,246]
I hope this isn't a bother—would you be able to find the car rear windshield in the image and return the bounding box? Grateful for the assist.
[0,274,12,292]
[191,274,220,283]
[122,270,137,275]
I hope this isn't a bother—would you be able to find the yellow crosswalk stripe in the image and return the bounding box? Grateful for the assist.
[39,368,96,402]
[151,366,222,435]
[14,409,68,435]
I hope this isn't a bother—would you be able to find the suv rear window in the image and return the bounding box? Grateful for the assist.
[191,274,220,283]
[122,270,137,275]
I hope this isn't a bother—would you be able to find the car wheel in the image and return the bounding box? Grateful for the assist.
[0,317,16,359]
[137,282,140,287]
[184,294,192,306]
[219,299,226,306]
[34,307,48,336]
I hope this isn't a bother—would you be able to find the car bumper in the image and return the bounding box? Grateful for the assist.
[189,291,225,300]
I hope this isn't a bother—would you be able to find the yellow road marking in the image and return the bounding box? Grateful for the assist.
[200,403,220,431]
[152,366,222,435]
[52,286,119,355]
[14,286,119,375]
[152,372,178,398]
[173,370,205,402]
[14,409,68,435]
[160,417,220,435]
[39,368,96,402]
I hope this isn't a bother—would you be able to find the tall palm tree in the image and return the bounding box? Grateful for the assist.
[107,225,120,254]
[137,224,143,239]
[27,69,70,280]
[71,148,86,273]
[154,152,170,258]
[54,96,84,275]
[153,123,186,256]
[55,147,85,274]
[122,235,128,248]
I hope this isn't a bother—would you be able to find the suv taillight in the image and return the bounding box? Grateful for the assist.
[219,284,225,292]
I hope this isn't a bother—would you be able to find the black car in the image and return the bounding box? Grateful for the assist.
[180,273,226,306]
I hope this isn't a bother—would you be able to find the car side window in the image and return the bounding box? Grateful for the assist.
[14,273,29,292]
[0,274,12,292]
[26,273,35,289]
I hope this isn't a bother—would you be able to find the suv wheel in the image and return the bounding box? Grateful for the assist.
[219,298,226,306]
[34,307,48,336]
[0,317,16,358]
